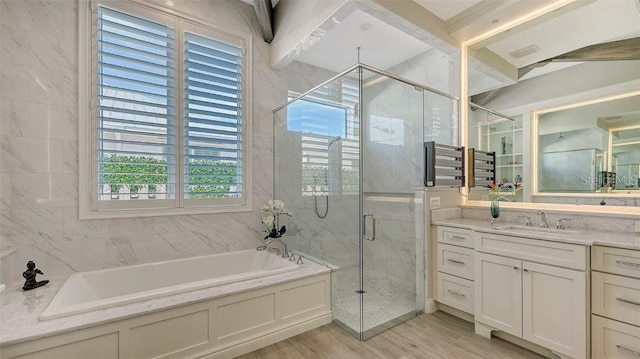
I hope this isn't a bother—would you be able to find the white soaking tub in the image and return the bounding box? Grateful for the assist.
[40,249,298,320]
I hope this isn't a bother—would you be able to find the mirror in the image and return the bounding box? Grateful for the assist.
[467,0,640,207]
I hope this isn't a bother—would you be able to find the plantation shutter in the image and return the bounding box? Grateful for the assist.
[183,32,243,200]
[97,6,176,200]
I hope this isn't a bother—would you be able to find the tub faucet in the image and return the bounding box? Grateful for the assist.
[265,238,288,258]
[555,218,571,230]
[537,211,548,228]
[524,216,533,227]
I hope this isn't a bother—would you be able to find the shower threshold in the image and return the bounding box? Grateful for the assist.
[334,310,422,340]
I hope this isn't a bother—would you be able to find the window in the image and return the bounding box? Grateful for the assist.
[79,1,251,218]
[286,78,359,196]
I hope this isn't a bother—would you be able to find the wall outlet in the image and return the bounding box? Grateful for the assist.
[635,221,640,233]
[430,197,441,209]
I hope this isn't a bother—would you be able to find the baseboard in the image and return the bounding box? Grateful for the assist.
[425,298,439,314]
[492,331,558,359]
[200,313,333,359]
[437,303,473,323]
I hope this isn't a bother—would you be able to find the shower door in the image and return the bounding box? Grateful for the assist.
[359,68,425,339]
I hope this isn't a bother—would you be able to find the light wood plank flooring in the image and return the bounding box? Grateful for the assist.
[238,311,545,359]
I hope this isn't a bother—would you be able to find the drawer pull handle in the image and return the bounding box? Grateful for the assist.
[447,259,465,265]
[447,235,466,240]
[616,345,640,357]
[616,260,640,267]
[616,297,640,306]
[447,290,465,297]
[513,266,519,270]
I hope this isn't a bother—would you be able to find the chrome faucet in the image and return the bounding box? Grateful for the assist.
[264,238,288,258]
[524,216,533,227]
[555,218,571,230]
[537,211,548,228]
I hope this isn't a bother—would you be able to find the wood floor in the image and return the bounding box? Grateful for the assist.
[238,311,545,359]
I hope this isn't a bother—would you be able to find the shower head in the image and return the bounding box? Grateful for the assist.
[328,136,342,147]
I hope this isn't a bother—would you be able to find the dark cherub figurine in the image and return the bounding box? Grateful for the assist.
[22,261,49,291]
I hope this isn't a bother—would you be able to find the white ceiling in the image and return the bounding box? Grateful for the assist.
[263,0,639,90]
[413,0,483,21]
[295,9,432,74]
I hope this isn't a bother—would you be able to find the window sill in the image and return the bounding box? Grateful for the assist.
[79,203,253,220]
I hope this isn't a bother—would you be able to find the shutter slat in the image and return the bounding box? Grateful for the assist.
[186,95,239,109]
[186,41,239,63]
[100,41,175,63]
[100,17,174,45]
[186,61,240,82]
[100,73,173,92]
[185,71,241,90]
[186,51,239,72]
[99,94,174,111]
[185,117,237,128]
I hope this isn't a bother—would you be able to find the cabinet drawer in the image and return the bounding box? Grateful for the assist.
[592,315,640,359]
[592,246,640,279]
[475,232,587,270]
[437,243,474,280]
[437,272,474,314]
[592,271,640,327]
[437,227,473,248]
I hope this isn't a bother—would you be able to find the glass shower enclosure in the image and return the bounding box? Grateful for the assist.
[273,64,458,340]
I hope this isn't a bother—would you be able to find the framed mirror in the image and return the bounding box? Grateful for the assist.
[465,0,640,209]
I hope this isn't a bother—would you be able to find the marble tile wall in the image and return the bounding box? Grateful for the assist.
[0,0,338,282]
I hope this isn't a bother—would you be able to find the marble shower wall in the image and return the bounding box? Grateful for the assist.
[0,0,338,281]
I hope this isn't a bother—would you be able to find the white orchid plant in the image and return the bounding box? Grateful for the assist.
[261,199,292,239]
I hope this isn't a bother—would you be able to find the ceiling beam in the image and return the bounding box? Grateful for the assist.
[519,37,640,79]
[253,0,274,43]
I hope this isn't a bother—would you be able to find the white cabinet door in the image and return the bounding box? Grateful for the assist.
[475,252,522,337]
[522,261,586,359]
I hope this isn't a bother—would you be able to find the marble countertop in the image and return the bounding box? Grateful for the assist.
[432,218,640,250]
[0,257,331,347]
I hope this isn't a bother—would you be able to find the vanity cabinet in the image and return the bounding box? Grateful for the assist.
[591,245,640,358]
[474,233,588,359]
[436,227,475,315]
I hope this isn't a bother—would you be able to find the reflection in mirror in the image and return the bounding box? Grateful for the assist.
[468,103,523,202]
[467,0,640,207]
[611,125,640,191]
[536,93,640,196]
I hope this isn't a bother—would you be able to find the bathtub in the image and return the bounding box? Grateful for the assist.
[40,249,299,320]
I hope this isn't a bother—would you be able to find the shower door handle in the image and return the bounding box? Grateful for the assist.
[363,213,376,241]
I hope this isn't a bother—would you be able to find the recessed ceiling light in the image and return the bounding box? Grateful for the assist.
[509,44,540,59]
[359,23,372,31]
[491,18,500,24]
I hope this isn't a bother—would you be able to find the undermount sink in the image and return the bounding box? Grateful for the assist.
[493,225,578,237]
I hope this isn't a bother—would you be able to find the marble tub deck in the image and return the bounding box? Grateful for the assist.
[0,257,330,347]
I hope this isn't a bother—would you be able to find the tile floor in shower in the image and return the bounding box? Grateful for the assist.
[332,266,418,335]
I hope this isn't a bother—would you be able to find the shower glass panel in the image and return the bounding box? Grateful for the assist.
[273,64,457,340]
[360,68,426,338]
[274,71,361,338]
